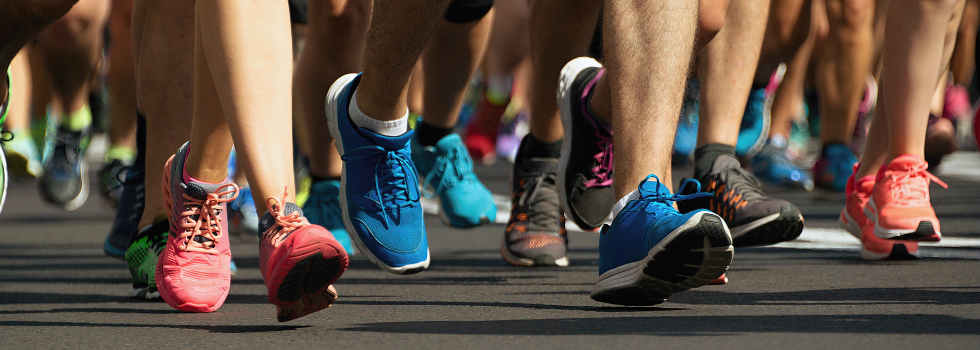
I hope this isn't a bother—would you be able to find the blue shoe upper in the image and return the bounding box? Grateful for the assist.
[814,143,858,192]
[331,75,428,269]
[752,139,814,191]
[599,175,712,275]
[411,133,496,228]
[737,88,768,157]
[303,179,355,255]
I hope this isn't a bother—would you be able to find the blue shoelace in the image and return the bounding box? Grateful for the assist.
[342,145,418,228]
[420,145,472,198]
[633,174,711,215]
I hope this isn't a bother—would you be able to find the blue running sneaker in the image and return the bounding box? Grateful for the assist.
[673,79,699,165]
[411,133,496,228]
[751,136,814,191]
[591,175,733,306]
[326,73,428,275]
[812,143,858,192]
[303,179,356,255]
[229,186,259,236]
[736,88,770,158]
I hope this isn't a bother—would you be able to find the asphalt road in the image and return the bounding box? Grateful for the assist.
[1,146,977,349]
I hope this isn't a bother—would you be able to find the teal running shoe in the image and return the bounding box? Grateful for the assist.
[326,73,428,275]
[591,175,733,306]
[736,88,770,158]
[303,179,356,255]
[229,186,259,236]
[673,79,699,164]
[812,143,858,192]
[411,133,496,228]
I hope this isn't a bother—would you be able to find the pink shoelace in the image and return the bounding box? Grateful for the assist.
[263,186,310,244]
[579,69,613,188]
[885,162,947,206]
[179,183,239,254]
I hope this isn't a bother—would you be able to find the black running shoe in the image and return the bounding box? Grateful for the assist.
[557,57,615,231]
[99,159,130,208]
[678,154,804,246]
[104,163,145,259]
[501,142,568,267]
[38,126,91,211]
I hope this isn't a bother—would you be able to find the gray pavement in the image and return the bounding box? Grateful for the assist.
[1,146,978,349]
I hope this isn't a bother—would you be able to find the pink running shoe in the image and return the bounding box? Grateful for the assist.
[864,155,947,242]
[259,187,348,322]
[840,165,919,260]
[156,143,240,312]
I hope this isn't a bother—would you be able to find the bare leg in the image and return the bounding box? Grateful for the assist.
[34,0,109,118]
[0,0,77,93]
[420,17,493,128]
[814,0,874,146]
[133,0,195,228]
[294,0,371,180]
[4,49,32,131]
[604,0,698,197]
[106,0,137,157]
[950,0,977,85]
[763,0,814,139]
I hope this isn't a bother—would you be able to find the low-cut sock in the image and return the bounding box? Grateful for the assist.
[63,105,92,131]
[310,174,342,184]
[415,121,453,147]
[517,134,562,160]
[694,143,736,179]
[349,90,409,137]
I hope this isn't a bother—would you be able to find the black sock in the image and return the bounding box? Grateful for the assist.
[415,121,453,147]
[134,111,146,167]
[694,143,736,178]
[517,134,562,160]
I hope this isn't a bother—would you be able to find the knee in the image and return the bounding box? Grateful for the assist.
[308,0,372,35]
[833,0,874,30]
[699,0,729,43]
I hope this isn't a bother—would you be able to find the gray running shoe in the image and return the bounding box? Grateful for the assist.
[557,57,615,231]
[501,139,568,267]
[39,126,91,211]
[678,154,804,246]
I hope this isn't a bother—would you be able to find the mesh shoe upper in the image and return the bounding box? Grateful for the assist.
[39,126,91,210]
[303,179,355,255]
[813,143,858,192]
[867,155,946,240]
[502,155,567,266]
[412,133,496,228]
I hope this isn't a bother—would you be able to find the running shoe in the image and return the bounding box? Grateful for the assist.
[557,57,616,231]
[303,179,355,255]
[103,163,145,259]
[38,125,91,211]
[924,114,956,169]
[126,220,169,299]
[411,133,496,228]
[31,112,57,164]
[229,186,259,236]
[99,159,129,208]
[812,143,858,192]
[326,73,429,275]
[2,131,42,178]
[0,135,7,215]
[736,88,770,158]
[849,76,877,155]
[501,142,567,266]
[678,154,804,247]
[496,108,529,163]
[463,91,507,165]
[751,137,814,191]
[258,188,348,322]
[865,155,947,242]
[673,79,700,165]
[944,84,972,148]
[839,167,919,260]
[591,175,733,306]
[156,142,239,312]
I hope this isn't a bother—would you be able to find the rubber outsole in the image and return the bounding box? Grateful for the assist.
[730,204,804,247]
[591,214,733,306]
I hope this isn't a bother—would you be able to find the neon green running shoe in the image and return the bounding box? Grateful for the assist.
[125,220,168,300]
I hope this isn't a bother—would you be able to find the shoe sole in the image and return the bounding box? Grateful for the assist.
[268,240,347,322]
[557,57,608,231]
[498,235,569,267]
[729,204,804,247]
[839,210,920,260]
[591,213,733,306]
[38,159,88,211]
[864,199,942,242]
[325,73,429,275]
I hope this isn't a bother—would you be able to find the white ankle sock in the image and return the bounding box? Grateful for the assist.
[349,90,409,137]
[611,189,641,219]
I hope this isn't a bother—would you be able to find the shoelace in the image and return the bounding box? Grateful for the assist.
[0,129,11,146]
[262,187,310,243]
[342,145,418,228]
[517,173,562,232]
[886,162,947,203]
[578,72,614,189]
[421,144,472,198]
[713,164,767,202]
[179,183,239,254]
[635,174,710,214]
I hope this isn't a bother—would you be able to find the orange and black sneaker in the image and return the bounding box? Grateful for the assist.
[678,154,804,246]
[501,145,568,267]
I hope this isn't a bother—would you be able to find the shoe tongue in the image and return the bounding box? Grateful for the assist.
[435,133,463,150]
[710,154,741,173]
[184,181,229,200]
[258,202,303,233]
[360,127,414,149]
